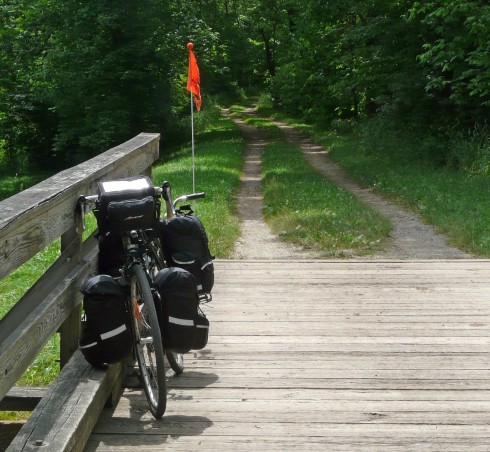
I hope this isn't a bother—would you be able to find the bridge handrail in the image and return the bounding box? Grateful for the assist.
[0,133,160,451]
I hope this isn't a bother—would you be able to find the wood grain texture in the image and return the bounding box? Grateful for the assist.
[85,260,490,451]
[0,133,159,280]
[0,133,160,449]
[0,241,98,401]
[7,351,126,452]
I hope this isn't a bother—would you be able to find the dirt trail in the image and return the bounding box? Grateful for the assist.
[227,107,473,260]
[229,114,323,260]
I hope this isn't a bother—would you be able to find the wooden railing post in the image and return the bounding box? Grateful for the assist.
[58,227,83,368]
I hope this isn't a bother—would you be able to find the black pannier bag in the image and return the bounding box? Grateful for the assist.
[94,176,159,233]
[162,213,214,294]
[79,275,132,367]
[97,231,125,277]
[154,267,209,353]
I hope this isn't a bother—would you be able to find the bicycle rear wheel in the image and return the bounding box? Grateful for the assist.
[166,350,184,375]
[130,263,167,418]
[146,236,185,376]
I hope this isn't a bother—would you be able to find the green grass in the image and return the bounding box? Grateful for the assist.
[0,106,244,422]
[228,105,246,113]
[242,117,281,140]
[0,171,53,202]
[0,106,244,409]
[153,111,245,258]
[0,241,61,420]
[328,132,490,256]
[229,103,392,255]
[252,103,490,257]
[262,141,391,256]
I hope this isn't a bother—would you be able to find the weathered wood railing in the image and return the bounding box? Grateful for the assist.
[0,133,160,451]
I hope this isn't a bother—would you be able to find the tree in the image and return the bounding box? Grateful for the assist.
[411,1,490,125]
[0,1,57,171]
[39,0,176,165]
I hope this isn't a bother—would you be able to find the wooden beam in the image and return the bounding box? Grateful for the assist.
[7,350,126,452]
[0,133,159,281]
[0,387,46,411]
[0,241,98,401]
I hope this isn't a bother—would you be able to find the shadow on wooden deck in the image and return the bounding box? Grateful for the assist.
[85,259,490,451]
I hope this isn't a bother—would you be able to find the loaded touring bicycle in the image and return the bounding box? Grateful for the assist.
[77,176,214,418]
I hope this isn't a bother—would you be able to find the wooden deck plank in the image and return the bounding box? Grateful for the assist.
[85,260,490,451]
[85,436,490,452]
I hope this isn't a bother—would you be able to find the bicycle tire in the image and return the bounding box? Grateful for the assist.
[166,350,185,375]
[146,236,185,375]
[130,263,167,418]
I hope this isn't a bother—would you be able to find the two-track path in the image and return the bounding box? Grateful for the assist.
[85,109,490,451]
[231,106,471,260]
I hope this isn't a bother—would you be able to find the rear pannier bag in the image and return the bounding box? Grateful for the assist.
[79,275,131,367]
[154,267,209,353]
[162,214,214,294]
[94,176,159,233]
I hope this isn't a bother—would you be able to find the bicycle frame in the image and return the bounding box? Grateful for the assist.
[76,180,207,415]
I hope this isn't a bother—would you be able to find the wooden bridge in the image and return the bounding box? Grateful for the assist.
[83,259,490,451]
[1,136,490,450]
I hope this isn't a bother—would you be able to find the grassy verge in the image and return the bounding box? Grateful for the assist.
[0,242,61,420]
[252,97,490,257]
[153,108,245,257]
[262,141,391,256]
[328,133,490,256]
[228,104,392,256]
[0,171,53,202]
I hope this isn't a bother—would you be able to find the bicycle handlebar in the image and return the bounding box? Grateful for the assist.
[76,182,205,231]
[173,192,205,207]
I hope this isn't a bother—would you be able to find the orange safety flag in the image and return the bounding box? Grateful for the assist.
[186,42,202,111]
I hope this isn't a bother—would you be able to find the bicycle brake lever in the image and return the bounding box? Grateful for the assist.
[161,181,171,201]
[75,196,86,234]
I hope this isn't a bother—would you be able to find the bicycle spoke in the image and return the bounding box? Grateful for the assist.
[130,264,166,418]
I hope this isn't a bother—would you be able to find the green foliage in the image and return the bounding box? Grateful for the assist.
[268,0,490,167]
[411,1,490,117]
[2,0,490,184]
[254,103,490,256]
[0,106,244,407]
[0,171,51,202]
[0,240,61,399]
[0,0,249,172]
[255,93,274,112]
[445,125,490,176]
[40,0,177,166]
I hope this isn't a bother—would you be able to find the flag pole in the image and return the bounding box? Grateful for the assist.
[186,41,201,193]
[190,89,195,192]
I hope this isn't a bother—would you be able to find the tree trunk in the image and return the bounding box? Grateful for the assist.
[259,29,275,77]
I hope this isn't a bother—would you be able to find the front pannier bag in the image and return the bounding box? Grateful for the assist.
[79,275,132,367]
[154,267,209,353]
[94,176,159,233]
[162,214,214,294]
[97,231,125,277]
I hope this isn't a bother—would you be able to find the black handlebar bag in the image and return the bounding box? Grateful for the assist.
[94,176,160,233]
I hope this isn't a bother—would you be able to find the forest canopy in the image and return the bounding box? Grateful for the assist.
[1,0,489,173]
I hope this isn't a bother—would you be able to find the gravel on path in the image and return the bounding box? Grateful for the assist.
[227,107,473,260]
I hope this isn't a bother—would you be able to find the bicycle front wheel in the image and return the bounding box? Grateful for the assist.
[130,263,167,418]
